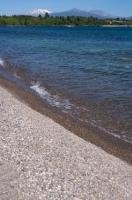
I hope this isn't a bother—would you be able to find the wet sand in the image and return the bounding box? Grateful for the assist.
[0,81,132,199]
[0,77,132,164]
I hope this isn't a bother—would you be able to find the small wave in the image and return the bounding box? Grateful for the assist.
[0,58,4,67]
[30,82,73,110]
[89,119,132,144]
[30,83,132,145]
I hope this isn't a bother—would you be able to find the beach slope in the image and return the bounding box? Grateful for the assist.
[0,85,132,200]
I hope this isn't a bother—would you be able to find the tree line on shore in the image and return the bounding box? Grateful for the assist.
[0,14,132,26]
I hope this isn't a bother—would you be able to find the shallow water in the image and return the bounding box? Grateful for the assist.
[0,26,132,143]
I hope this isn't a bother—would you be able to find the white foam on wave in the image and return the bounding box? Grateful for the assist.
[0,58,4,66]
[30,82,73,110]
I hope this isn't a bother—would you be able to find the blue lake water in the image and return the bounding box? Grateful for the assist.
[0,26,132,143]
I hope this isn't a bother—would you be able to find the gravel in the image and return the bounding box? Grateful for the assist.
[0,85,132,200]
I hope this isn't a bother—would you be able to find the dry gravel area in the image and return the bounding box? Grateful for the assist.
[0,85,132,200]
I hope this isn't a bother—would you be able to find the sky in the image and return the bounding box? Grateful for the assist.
[0,0,131,17]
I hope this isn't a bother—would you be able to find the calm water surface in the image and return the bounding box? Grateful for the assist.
[0,26,132,143]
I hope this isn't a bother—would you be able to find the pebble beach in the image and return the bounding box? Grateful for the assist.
[0,84,132,200]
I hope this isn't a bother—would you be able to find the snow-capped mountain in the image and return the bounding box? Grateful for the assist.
[28,9,52,16]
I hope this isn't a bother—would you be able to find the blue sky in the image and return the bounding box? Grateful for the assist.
[0,0,131,17]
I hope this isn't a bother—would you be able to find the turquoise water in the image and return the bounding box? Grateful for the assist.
[0,26,132,143]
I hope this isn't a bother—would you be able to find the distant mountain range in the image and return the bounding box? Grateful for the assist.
[127,16,132,19]
[28,8,116,19]
[52,8,115,19]
[27,8,132,19]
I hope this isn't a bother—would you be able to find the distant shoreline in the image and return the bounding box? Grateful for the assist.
[0,24,132,27]
[102,24,132,27]
[0,15,132,26]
